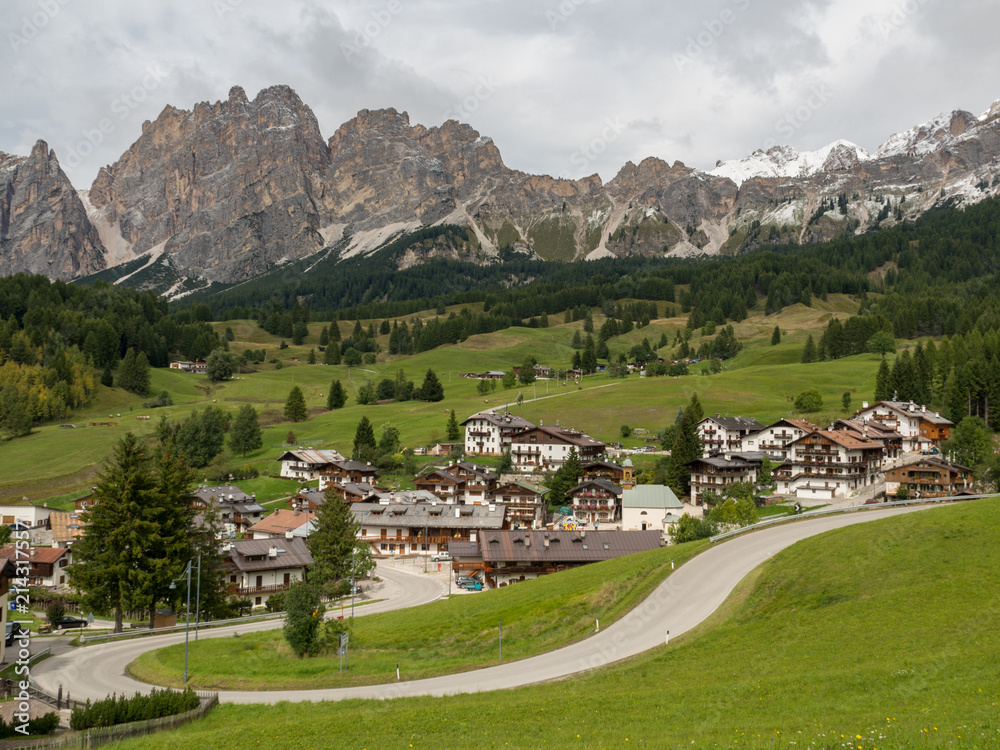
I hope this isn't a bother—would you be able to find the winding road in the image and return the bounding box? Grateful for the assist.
[35,504,936,705]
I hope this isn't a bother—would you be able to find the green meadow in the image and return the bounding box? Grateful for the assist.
[0,295,876,503]
[112,498,1000,749]
[128,541,706,690]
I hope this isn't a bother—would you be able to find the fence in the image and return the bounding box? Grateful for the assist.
[79,610,287,644]
[0,694,219,750]
[709,493,997,543]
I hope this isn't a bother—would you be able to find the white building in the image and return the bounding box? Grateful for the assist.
[510,426,606,471]
[0,505,52,529]
[621,485,686,533]
[225,537,312,609]
[853,401,952,453]
[698,416,766,455]
[277,449,346,481]
[741,418,820,459]
[462,412,535,455]
[776,430,883,500]
[0,545,72,589]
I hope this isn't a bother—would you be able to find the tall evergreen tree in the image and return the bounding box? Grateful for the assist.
[329,322,341,342]
[801,335,817,364]
[308,487,362,585]
[446,410,460,441]
[229,404,263,458]
[563,447,583,484]
[665,395,703,498]
[582,335,598,374]
[352,416,377,460]
[875,357,891,401]
[319,326,329,347]
[417,369,445,402]
[327,379,347,410]
[771,326,781,345]
[324,343,341,365]
[285,386,308,422]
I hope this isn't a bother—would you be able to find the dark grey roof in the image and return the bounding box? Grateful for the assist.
[352,503,506,530]
[480,530,661,563]
[325,460,377,473]
[703,416,767,432]
[460,412,535,430]
[571,479,622,496]
[228,537,312,572]
[193,485,254,504]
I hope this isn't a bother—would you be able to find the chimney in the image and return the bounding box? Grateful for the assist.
[524,534,531,547]
[285,530,294,540]
[268,546,278,558]
[455,507,461,518]
[580,529,586,539]
[543,534,550,548]
[922,405,927,413]
[862,401,869,409]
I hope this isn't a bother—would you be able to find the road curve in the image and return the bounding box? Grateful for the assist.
[33,562,444,702]
[36,505,934,704]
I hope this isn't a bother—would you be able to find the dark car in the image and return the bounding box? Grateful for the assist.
[455,576,478,587]
[52,615,88,629]
[5,622,28,647]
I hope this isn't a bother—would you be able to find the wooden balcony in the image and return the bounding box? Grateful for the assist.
[229,582,293,597]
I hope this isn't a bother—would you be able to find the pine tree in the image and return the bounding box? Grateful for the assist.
[563,447,582,483]
[100,365,114,387]
[308,487,361,585]
[571,330,583,349]
[319,326,329,347]
[380,319,391,335]
[324,344,341,365]
[665,398,703,499]
[327,380,346,410]
[446,409,460,441]
[582,335,597,374]
[417,369,445,402]
[284,386,308,422]
[329,322,341,342]
[801,335,817,364]
[771,326,781,345]
[229,404,263,458]
[68,434,160,632]
[875,357,891,401]
[352,416,377,461]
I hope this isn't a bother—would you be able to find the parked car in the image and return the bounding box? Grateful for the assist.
[431,552,452,562]
[455,576,478,587]
[52,615,88,629]
[5,622,28,647]
[458,580,483,591]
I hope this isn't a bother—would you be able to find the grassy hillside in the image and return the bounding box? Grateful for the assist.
[113,498,1000,750]
[0,296,879,502]
[128,540,707,690]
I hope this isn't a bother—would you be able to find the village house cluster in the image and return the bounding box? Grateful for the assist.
[0,399,978,611]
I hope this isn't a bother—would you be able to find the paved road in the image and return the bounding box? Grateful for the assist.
[35,505,934,705]
[33,562,446,702]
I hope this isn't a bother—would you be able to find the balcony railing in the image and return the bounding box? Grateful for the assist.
[230,582,294,597]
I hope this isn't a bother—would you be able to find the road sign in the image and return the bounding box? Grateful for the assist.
[339,632,349,650]
[87,612,94,626]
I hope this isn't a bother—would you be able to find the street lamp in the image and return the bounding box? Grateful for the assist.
[168,554,201,684]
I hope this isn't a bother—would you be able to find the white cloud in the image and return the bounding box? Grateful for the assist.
[1,0,997,186]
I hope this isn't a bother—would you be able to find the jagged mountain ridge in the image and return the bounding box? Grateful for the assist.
[3,86,1000,289]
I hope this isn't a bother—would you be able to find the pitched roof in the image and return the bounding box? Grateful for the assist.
[583,461,624,472]
[864,401,953,426]
[571,479,622,497]
[193,484,254,504]
[49,511,87,543]
[703,416,767,432]
[621,485,683,510]
[322,460,377,473]
[479,529,661,563]
[277,449,345,465]
[352,502,506,530]
[248,509,316,536]
[0,545,70,565]
[227,537,313,572]
[805,429,882,451]
[460,412,535,430]
[512,425,605,449]
[892,457,976,474]
[491,479,549,496]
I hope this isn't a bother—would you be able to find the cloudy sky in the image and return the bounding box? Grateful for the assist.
[2,0,998,186]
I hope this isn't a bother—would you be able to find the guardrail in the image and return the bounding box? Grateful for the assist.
[79,611,287,644]
[709,493,997,543]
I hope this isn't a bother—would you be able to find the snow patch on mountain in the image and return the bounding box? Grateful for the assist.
[709,140,872,186]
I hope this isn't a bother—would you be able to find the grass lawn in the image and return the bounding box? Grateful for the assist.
[114,498,1000,749]
[127,541,708,690]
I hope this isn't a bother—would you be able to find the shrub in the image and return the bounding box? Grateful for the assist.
[70,689,199,730]
[794,388,823,413]
[143,391,174,408]
[0,712,60,738]
[46,599,67,624]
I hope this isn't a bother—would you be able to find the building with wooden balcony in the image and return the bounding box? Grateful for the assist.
[0,545,72,589]
[317,460,378,492]
[458,529,662,587]
[277,449,346,481]
[831,418,903,459]
[581,461,634,487]
[192,484,265,540]
[884,458,975,498]
[489,480,549,529]
[685,452,782,506]
[510,425,606,470]
[698,416,767,455]
[853,401,952,452]
[740,418,820,458]
[776,430,883,500]
[461,412,535,455]
[249,509,316,540]
[352,502,508,557]
[569,479,622,525]
[224,537,312,608]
